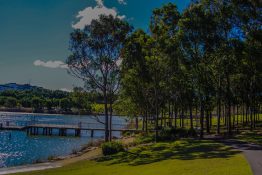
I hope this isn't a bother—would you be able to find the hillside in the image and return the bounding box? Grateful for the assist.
[0,83,39,92]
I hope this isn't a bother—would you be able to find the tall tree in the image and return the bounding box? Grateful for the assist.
[67,15,132,142]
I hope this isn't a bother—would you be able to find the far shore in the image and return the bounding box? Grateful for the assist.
[0,107,91,116]
[0,108,126,117]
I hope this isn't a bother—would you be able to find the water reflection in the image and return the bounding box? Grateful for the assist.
[0,112,125,168]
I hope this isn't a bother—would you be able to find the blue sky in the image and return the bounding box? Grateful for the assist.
[0,0,190,91]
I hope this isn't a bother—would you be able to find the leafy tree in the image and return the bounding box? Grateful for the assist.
[71,87,91,113]
[67,15,132,141]
[45,99,53,111]
[4,97,18,108]
[60,98,72,112]
[31,97,43,112]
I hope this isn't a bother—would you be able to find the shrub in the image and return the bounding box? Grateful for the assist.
[159,127,198,141]
[176,128,188,138]
[134,133,155,145]
[159,128,175,141]
[101,141,125,156]
[187,128,198,137]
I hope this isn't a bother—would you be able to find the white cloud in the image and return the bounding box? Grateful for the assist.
[33,60,68,69]
[118,0,127,5]
[96,0,103,7]
[60,88,72,92]
[72,0,125,29]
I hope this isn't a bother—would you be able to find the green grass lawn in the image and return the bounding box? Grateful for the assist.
[13,139,252,175]
[235,130,262,146]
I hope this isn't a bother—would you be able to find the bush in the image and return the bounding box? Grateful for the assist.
[159,128,175,141]
[187,128,198,137]
[134,134,154,144]
[101,141,125,156]
[176,128,188,138]
[159,127,198,141]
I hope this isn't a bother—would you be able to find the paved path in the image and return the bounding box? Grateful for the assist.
[221,139,262,175]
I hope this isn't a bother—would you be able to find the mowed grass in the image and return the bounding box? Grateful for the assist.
[235,130,262,146]
[13,139,252,175]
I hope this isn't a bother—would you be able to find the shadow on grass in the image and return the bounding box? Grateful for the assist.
[234,130,262,146]
[96,139,241,166]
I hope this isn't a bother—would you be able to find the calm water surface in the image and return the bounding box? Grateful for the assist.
[0,112,126,168]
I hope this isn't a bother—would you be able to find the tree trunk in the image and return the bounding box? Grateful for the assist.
[206,109,210,134]
[109,101,113,141]
[232,105,235,130]
[135,116,139,130]
[236,105,239,127]
[195,105,198,128]
[145,109,148,133]
[174,104,177,129]
[209,112,212,130]
[228,104,232,135]
[181,108,184,128]
[200,99,204,139]
[104,91,109,142]
[190,104,193,129]
[250,105,253,131]
[217,98,221,134]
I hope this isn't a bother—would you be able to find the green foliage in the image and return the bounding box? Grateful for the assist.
[21,97,32,108]
[101,141,125,156]
[91,103,104,114]
[120,0,261,137]
[235,130,262,146]
[45,99,53,110]
[113,97,139,117]
[159,128,198,141]
[0,88,101,114]
[60,98,72,111]
[70,87,92,113]
[134,133,155,145]
[31,97,43,112]
[4,97,18,108]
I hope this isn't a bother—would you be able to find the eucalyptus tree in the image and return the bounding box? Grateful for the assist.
[67,15,132,142]
[232,0,262,130]
[121,28,170,139]
[121,30,153,132]
[146,46,169,136]
[177,1,222,137]
[150,3,185,128]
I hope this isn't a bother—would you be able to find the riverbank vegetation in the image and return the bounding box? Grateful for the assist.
[0,87,104,114]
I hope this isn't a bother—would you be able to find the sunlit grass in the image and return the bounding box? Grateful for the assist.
[235,130,262,146]
[13,139,252,175]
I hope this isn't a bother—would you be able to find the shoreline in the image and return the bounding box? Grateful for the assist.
[0,137,134,175]
[0,111,126,117]
[0,110,92,117]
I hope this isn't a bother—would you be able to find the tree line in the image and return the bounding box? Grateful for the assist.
[0,87,103,114]
[67,0,261,141]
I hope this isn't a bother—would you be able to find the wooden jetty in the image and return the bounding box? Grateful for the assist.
[0,121,141,137]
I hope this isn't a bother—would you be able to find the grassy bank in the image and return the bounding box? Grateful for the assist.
[235,130,262,146]
[12,139,252,175]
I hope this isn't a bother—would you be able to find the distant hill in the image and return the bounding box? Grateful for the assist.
[0,83,39,92]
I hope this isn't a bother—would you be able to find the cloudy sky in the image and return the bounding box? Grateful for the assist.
[0,0,190,91]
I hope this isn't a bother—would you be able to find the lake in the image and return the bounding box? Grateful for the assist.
[0,112,126,168]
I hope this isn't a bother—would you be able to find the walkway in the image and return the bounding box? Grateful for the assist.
[221,139,262,175]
